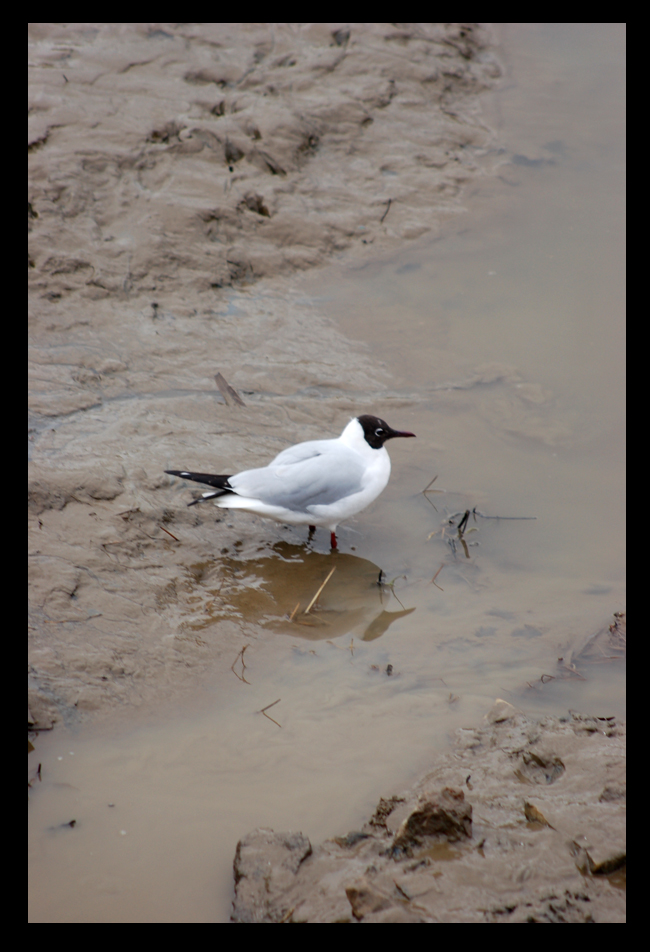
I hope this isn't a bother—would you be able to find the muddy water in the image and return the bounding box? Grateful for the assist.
[28,24,625,923]
[305,20,626,679]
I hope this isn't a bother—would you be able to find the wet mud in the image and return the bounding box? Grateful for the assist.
[29,22,504,722]
[232,706,625,923]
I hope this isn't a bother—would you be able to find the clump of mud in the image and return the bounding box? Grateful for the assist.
[232,706,625,923]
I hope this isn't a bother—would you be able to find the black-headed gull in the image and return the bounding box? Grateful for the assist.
[165,415,415,549]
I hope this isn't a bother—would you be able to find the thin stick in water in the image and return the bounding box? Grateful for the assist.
[231,644,251,683]
[304,566,336,615]
[259,698,282,728]
[431,563,445,590]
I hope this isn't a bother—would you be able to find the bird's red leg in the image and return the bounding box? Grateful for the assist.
[330,531,338,549]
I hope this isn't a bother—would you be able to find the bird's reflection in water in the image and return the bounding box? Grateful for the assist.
[213,542,415,642]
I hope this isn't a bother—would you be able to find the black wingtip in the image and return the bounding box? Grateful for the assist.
[165,470,233,490]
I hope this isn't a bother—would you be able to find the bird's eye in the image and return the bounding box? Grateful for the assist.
[375,428,385,436]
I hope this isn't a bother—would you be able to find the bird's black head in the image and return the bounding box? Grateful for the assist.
[357,415,416,449]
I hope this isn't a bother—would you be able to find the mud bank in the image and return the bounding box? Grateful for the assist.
[232,706,626,923]
[29,23,501,299]
[29,23,504,724]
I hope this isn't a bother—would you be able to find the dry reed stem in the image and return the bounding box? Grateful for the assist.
[158,525,179,542]
[259,698,282,728]
[231,644,251,683]
[303,566,336,614]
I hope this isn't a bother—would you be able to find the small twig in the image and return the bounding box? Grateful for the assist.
[422,475,439,493]
[259,698,282,728]
[380,198,392,223]
[557,661,587,681]
[231,644,251,683]
[472,508,536,521]
[431,563,445,590]
[457,510,470,535]
[304,567,336,614]
[422,475,442,512]
[260,698,280,713]
[483,515,537,520]
[380,574,407,610]
[214,372,246,407]
[441,505,536,525]
[288,602,301,622]
[158,525,179,542]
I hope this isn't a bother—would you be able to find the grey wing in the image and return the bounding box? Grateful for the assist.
[230,446,366,511]
[268,439,332,466]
